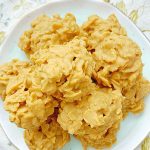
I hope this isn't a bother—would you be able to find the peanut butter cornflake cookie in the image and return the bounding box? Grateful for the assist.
[0,13,150,150]
[24,119,70,150]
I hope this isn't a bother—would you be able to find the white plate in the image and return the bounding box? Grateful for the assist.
[0,0,150,150]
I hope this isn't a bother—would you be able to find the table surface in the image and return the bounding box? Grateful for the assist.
[0,0,150,150]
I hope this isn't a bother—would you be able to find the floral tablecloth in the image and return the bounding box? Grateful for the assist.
[0,0,150,150]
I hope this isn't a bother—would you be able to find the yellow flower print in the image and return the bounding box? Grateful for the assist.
[0,31,5,44]
[13,0,27,10]
[103,0,110,2]
[116,0,127,14]
[142,30,150,32]
[129,10,139,23]
[142,137,150,150]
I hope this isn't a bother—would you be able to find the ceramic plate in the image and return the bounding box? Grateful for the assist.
[0,0,150,150]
